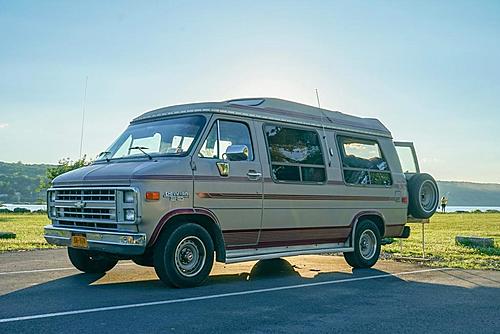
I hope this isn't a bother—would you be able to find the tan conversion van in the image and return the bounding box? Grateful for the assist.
[44,98,439,287]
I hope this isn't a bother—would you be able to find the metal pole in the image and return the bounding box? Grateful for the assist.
[315,88,321,109]
[315,89,332,167]
[79,76,88,159]
[422,221,425,259]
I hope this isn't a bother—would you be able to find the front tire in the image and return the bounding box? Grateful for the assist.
[67,248,118,273]
[153,223,214,288]
[344,220,381,268]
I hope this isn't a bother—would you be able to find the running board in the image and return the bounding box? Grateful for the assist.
[225,243,354,264]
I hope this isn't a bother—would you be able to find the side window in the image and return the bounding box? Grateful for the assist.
[199,120,254,160]
[264,125,326,183]
[337,136,392,186]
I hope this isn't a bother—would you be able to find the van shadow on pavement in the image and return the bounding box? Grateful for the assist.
[0,257,499,334]
[0,258,407,307]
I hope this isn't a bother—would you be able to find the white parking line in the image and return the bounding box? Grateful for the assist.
[0,263,134,276]
[0,267,452,324]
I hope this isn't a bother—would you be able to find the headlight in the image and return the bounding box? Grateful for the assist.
[124,209,135,221]
[51,207,57,218]
[50,191,56,202]
[123,191,135,203]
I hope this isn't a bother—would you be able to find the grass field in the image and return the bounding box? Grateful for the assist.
[383,213,500,270]
[0,213,58,252]
[1,212,499,270]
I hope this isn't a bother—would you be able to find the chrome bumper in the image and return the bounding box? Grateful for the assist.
[44,225,147,256]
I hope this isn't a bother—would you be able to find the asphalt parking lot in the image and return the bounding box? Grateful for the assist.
[0,249,499,334]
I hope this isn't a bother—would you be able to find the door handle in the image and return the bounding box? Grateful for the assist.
[247,171,262,180]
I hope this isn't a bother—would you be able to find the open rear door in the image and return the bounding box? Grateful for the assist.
[394,141,420,174]
[395,141,439,220]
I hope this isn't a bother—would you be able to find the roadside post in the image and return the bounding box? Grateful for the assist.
[406,217,430,259]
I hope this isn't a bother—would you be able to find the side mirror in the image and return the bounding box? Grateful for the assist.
[225,145,249,161]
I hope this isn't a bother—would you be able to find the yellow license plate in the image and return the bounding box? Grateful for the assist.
[71,234,88,248]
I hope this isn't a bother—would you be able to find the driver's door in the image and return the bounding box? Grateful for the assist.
[192,117,263,248]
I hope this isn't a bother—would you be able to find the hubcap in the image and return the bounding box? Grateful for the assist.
[174,236,206,277]
[359,230,377,260]
[419,180,438,213]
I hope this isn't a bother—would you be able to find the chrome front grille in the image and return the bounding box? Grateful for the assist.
[57,207,115,221]
[48,187,138,232]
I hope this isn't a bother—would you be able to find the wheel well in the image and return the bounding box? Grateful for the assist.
[152,214,226,263]
[354,214,385,238]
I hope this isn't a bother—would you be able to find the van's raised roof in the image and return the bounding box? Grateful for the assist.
[133,97,392,138]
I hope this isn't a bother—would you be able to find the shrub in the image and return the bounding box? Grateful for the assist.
[13,207,30,213]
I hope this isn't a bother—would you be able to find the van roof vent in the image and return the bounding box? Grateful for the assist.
[226,98,265,107]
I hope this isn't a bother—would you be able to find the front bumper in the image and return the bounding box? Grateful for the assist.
[44,225,147,256]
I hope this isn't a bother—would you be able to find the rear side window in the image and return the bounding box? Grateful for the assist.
[337,136,392,186]
[264,125,326,183]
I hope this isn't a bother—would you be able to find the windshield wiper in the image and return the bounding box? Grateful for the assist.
[129,146,152,160]
[98,151,111,162]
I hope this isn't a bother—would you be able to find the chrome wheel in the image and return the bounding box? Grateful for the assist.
[419,180,438,213]
[359,230,377,260]
[174,236,206,278]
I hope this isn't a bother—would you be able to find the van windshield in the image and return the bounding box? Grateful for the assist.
[96,115,206,161]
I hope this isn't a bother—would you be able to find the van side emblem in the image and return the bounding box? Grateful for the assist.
[164,191,189,201]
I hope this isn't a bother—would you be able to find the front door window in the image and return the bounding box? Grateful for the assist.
[199,120,254,160]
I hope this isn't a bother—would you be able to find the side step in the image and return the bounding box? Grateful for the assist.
[225,243,354,264]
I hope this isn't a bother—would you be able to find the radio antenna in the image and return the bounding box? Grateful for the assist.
[315,89,331,167]
[79,76,88,159]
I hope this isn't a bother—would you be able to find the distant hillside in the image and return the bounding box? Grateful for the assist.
[1,161,500,206]
[437,181,500,206]
[0,161,54,203]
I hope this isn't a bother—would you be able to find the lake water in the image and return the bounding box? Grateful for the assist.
[442,206,500,212]
[1,204,500,213]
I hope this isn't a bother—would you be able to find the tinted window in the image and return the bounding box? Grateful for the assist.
[337,136,392,186]
[266,126,323,165]
[199,120,253,160]
[273,165,300,182]
[265,125,326,183]
[338,137,388,171]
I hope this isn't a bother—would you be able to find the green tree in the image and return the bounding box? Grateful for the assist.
[38,156,91,190]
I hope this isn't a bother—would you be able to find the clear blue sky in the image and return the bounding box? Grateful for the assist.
[1,0,499,183]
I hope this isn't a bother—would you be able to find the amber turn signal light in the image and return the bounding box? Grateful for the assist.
[145,191,160,201]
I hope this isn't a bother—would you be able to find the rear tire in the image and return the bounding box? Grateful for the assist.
[344,220,381,268]
[407,173,439,219]
[67,248,118,273]
[153,223,214,288]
